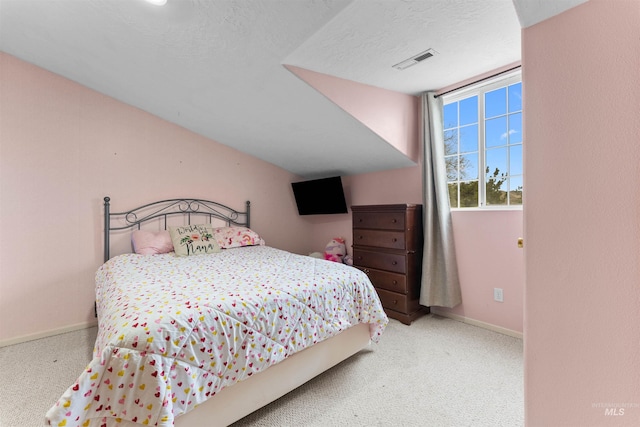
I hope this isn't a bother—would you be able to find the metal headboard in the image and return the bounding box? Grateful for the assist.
[103,196,251,262]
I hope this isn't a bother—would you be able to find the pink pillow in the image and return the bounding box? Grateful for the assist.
[213,227,265,249]
[131,230,174,255]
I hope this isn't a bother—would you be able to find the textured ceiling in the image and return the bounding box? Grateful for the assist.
[285,0,522,95]
[512,0,589,28]
[0,0,586,178]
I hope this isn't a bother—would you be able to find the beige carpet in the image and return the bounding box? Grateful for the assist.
[0,314,523,427]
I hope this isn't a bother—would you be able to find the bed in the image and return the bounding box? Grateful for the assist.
[46,197,388,426]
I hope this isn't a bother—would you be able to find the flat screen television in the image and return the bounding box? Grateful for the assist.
[291,176,348,215]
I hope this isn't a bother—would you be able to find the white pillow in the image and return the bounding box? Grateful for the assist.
[168,224,221,256]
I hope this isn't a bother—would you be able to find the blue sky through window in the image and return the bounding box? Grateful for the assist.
[443,80,523,207]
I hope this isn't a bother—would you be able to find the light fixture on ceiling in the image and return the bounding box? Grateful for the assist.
[392,48,439,71]
[145,0,167,5]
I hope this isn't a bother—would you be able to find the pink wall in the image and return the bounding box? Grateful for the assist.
[0,52,312,343]
[301,166,424,255]
[523,0,640,425]
[0,50,525,344]
[295,67,524,335]
[285,65,420,162]
[436,61,521,95]
[300,164,524,334]
[346,170,523,334]
[445,210,523,332]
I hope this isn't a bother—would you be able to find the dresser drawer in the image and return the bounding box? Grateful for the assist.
[353,249,406,274]
[353,229,406,250]
[375,288,410,313]
[351,204,427,324]
[353,211,405,231]
[361,268,407,294]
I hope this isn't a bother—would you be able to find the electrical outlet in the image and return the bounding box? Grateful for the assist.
[494,288,504,302]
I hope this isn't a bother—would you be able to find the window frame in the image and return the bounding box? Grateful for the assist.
[442,70,523,210]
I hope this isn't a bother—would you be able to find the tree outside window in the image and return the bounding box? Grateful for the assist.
[443,74,522,208]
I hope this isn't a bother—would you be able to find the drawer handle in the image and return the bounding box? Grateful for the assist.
[392,280,398,285]
[392,238,397,242]
[391,261,398,265]
[393,300,398,305]
[392,219,397,223]
[357,256,362,260]
[358,235,363,239]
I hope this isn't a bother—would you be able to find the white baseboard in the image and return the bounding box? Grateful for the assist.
[0,313,522,347]
[0,320,98,348]
[430,308,523,339]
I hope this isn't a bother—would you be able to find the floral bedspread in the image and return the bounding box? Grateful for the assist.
[46,246,388,426]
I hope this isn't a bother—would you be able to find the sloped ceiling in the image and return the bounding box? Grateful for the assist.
[512,0,589,28]
[0,0,587,178]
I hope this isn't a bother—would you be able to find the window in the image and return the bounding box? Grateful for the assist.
[443,71,522,208]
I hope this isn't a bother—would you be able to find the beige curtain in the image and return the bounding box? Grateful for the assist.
[420,92,462,308]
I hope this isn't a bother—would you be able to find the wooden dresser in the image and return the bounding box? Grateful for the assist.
[351,204,429,325]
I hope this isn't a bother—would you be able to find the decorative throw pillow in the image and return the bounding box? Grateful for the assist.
[131,230,174,255]
[168,224,221,256]
[213,226,265,249]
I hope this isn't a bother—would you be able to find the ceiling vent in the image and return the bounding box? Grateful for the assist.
[392,48,439,70]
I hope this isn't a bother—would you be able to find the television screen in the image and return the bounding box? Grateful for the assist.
[291,176,348,215]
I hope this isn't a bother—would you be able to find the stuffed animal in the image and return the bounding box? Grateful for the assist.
[324,237,346,263]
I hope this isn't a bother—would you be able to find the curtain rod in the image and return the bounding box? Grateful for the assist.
[434,65,521,98]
